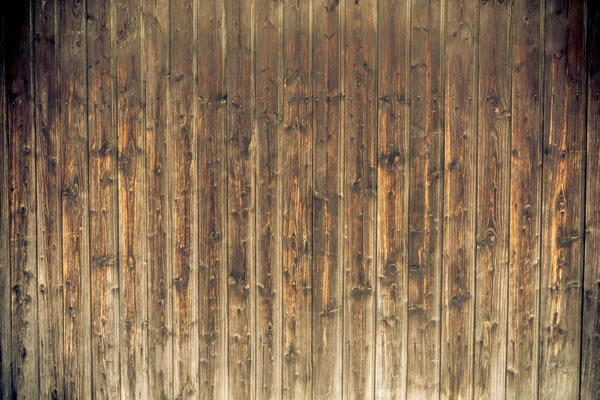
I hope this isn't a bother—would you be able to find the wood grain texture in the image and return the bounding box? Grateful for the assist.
[59,0,92,397]
[581,2,600,397]
[376,0,409,397]
[33,0,64,397]
[474,1,511,399]
[116,0,148,397]
[144,0,173,397]
[406,0,443,398]
[87,0,121,396]
[311,0,343,397]
[198,0,228,398]
[441,0,478,398]
[539,0,586,398]
[282,0,313,397]
[225,0,255,396]
[170,0,199,396]
[0,11,11,399]
[7,1,38,397]
[254,0,282,397]
[344,0,377,398]
[507,0,543,398]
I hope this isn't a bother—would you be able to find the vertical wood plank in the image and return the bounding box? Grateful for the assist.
[6,1,38,397]
[539,0,586,398]
[506,0,543,398]
[282,0,313,397]
[226,0,256,396]
[170,0,199,395]
[198,0,228,396]
[33,0,64,397]
[581,2,600,397]
[375,0,409,397]
[144,0,173,397]
[87,0,121,396]
[473,1,511,399]
[344,0,377,397]
[311,0,343,396]
[0,11,12,399]
[59,0,92,397]
[116,0,148,397]
[254,0,283,396]
[406,0,443,397]
[441,0,478,398]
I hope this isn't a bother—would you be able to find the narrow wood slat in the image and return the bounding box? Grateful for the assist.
[144,0,173,397]
[59,0,92,397]
[473,1,511,399]
[539,0,586,398]
[226,0,255,396]
[170,0,199,396]
[33,0,64,397]
[311,0,343,397]
[506,0,543,398]
[87,0,121,396]
[376,0,409,397]
[282,0,313,397]
[581,2,600,397]
[254,0,283,396]
[344,0,377,397]
[0,11,12,399]
[406,0,443,397]
[198,0,228,397]
[441,0,478,398]
[116,0,148,397]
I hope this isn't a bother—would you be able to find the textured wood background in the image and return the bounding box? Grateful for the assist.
[1,0,599,398]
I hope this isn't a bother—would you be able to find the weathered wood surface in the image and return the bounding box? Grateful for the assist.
[1,0,599,399]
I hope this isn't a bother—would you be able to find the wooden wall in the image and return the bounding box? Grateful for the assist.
[1,0,599,398]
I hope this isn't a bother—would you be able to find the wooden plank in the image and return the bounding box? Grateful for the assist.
[282,0,312,397]
[6,1,39,397]
[87,0,121,397]
[441,0,478,398]
[116,0,148,397]
[254,0,282,397]
[538,0,586,398]
[144,0,173,397]
[506,0,543,398]
[0,11,11,399]
[34,0,64,397]
[311,0,343,397]
[473,1,511,399]
[198,0,228,397]
[582,2,600,397]
[226,0,256,396]
[59,0,92,396]
[376,0,409,397]
[343,0,377,397]
[170,0,199,395]
[406,0,443,398]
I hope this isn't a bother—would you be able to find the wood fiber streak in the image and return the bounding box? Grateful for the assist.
[33,0,64,397]
[474,1,511,399]
[254,0,282,397]
[198,0,227,397]
[87,0,121,396]
[406,0,443,398]
[311,0,343,397]
[344,0,377,398]
[376,0,409,397]
[282,0,313,397]
[441,0,477,398]
[539,0,586,398]
[507,0,543,398]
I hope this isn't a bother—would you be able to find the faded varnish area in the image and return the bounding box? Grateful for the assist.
[0,0,599,399]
